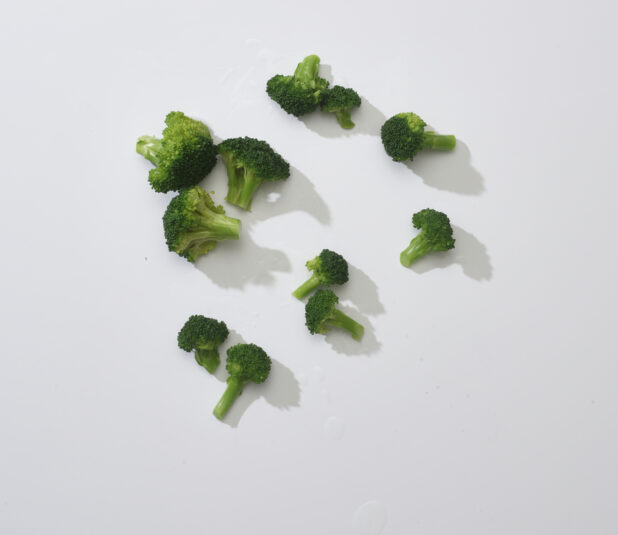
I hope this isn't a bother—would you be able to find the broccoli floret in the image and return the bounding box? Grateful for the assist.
[163,186,241,262]
[305,289,364,341]
[321,86,361,129]
[266,55,330,117]
[400,209,455,267]
[381,112,456,162]
[136,111,218,192]
[213,343,272,420]
[292,249,349,300]
[177,315,229,374]
[218,137,290,210]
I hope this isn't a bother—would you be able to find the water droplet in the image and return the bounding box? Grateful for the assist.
[266,192,281,203]
[354,501,387,535]
[324,416,344,440]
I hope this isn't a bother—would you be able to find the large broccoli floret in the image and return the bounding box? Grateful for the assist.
[218,137,290,210]
[163,186,241,262]
[177,315,229,374]
[213,343,272,420]
[266,55,330,117]
[321,86,361,129]
[305,289,364,341]
[381,112,456,162]
[400,208,455,267]
[292,249,349,300]
[136,111,218,192]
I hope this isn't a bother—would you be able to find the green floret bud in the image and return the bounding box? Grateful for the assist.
[400,208,455,267]
[321,86,361,129]
[266,55,330,117]
[163,186,241,262]
[213,343,272,420]
[136,111,218,193]
[218,137,290,210]
[380,112,456,162]
[292,249,349,300]
[177,315,229,374]
[305,289,364,341]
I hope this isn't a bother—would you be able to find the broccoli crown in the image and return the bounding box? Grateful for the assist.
[218,137,290,181]
[162,186,240,262]
[305,289,339,335]
[266,55,329,117]
[144,111,218,192]
[321,86,361,113]
[226,343,271,384]
[177,315,229,352]
[380,112,427,162]
[306,249,349,285]
[412,209,455,251]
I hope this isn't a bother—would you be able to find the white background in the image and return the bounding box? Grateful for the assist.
[1,0,617,533]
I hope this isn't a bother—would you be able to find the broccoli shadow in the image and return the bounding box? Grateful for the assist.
[336,264,385,317]
[405,139,484,195]
[409,226,492,281]
[244,166,331,225]
[324,305,381,356]
[193,232,291,289]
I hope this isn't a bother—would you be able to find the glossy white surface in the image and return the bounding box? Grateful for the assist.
[2,0,618,533]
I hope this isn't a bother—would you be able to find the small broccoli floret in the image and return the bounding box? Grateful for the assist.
[218,137,290,210]
[266,55,330,117]
[381,112,456,162]
[163,186,241,262]
[177,315,229,374]
[136,111,218,192]
[400,208,455,267]
[321,86,361,129]
[292,249,349,300]
[305,289,364,341]
[213,343,272,420]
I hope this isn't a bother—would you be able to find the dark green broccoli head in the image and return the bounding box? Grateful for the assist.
[412,209,455,251]
[177,315,229,352]
[305,289,339,335]
[226,343,271,384]
[163,186,240,262]
[380,112,427,162]
[307,249,349,285]
[266,55,329,117]
[217,137,290,181]
[321,86,361,129]
[136,111,218,193]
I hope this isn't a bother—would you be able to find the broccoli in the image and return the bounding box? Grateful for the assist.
[292,249,349,300]
[213,343,272,420]
[266,55,330,117]
[218,137,290,210]
[321,86,361,129]
[136,111,218,192]
[400,209,455,267]
[381,112,456,162]
[177,315,229,374]
[163,185,241,262]
[305,289,364,341]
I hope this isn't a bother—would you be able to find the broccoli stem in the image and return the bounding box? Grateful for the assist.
[136,135,162,165]
[213,376,248,420]
[327,309,364,341]
[293,55,320,83]
[194,348,220,374]
[335,110,354,129]
[422,132,456,151]
[400,234,433,267]
[292,274,322,300]
[225,168,262,210]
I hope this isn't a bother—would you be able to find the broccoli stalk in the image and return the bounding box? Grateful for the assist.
[292,249,349,299]
[218,137,290,210]
[321,86,361,129]
[163,186,241,262]
[136,136,162,164]
[400,209,455,267]
[305,289,364,341]
[213,343,272,420]
[177,315,229,373]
